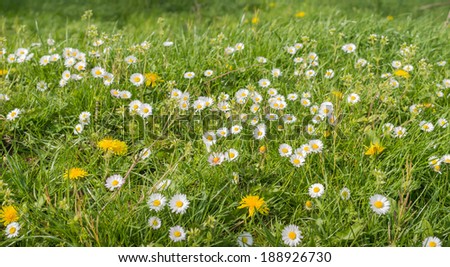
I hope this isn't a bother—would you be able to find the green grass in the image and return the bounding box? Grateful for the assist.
[0,0,449,247]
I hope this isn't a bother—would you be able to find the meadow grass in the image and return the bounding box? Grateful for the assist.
[0,0,449,246]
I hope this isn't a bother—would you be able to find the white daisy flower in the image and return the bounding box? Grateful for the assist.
[91,66,105,78]
[105,174,125,191]
[192,99,206,112]
[147,193,166,212]
[340,187,351,200]
[265,113,278,121]
[39,55,50,66]
[130,73,145,86]
[441,155,450,164]
[258,78,271,88]
[204,69,213,77]
[129,100,142,114]
[342,43,356,53]
[225,46,235,55]
[279,144,293,157]
[309,139,323,153]
[392,126,407,138]
[290,154,305,167]
[202,131,217,147]
[74,124,84,135]
[138,103,153,118]
[253,124,266,140]
[272,68,282,78]
[347,93,360,104]
[62,70,71,81]
[437,118,448,128]
[0,94,10,101]
[282,225,303,247]
[420,121,434,132]
[139,148,152,160]
[170,89,182,99]
[184,72,195,79]
[306,124,316,135]
[74,61,86,71]
[287,93,298,101]
[293,57,304,64]
[231,125,243,135]
[7,108,21,121]
[300,98,311,107]
[391,60,402,69]
[125,55,137,65]
[369,194,390,215]
[305,69,316,78]
[208,152,225,166]
[179,101,189,111]
[237,232,253,247]
[148,216,161,230]
[294,43,303,50]
[226,148,239,161]
[216,127,229,138]
[119,90,132,99]
[235,43,244,51]
[36,81,48,92]
[153,179,172,191]
[403,64,413,72]
[286,46,297,55]
[423,236,442,247]
[169,226,186,242]
[383,123,394,132]
[169,193,190,214]
[324,69,334,79]
[5,222,20,238]
[256,56,267,63]
[308,183,325,198]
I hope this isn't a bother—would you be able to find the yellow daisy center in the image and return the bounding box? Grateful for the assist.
[429,241,437,247]
[288,232,296,240]
[293,159,300,165]
[95,70,101,75]
[312,144,319,150]
[175,200,183,208]
[143,108,149,113]
[313,187,320,193]
[153,200,161,207]
[282,148,288,153]
[134,77,141,82]
[213,157,220,163]
[112,180,119,186]
[229,152,235,158]
[374,200,384,209]
[174,231,181,237]
[152,220,159,226]
[133,104,139,109]
[242,237,248,244]
[9,227,16,234]
[10,112,16,117]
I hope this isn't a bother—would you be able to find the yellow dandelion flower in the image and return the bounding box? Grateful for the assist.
[145,73,163,87]
[0,69,8,76]
[251,16,259,24]
[0,206,19,226]
[365,142,385,156]
[295,11,306,18]
[238,195,269,217]
[97,138,128,155]
[64,168,88,180]
[387,15,394,21]
[332,90,343,100]
[259,145,267,154]
[394,69,410,79]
